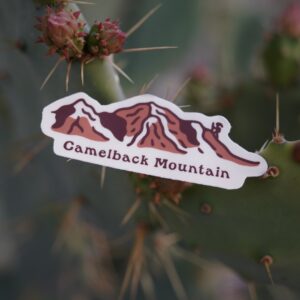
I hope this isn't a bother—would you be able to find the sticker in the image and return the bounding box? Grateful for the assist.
[41,92,267,189]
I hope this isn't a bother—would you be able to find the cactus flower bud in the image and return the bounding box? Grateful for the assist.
[279,2,300,38]
[86,19,126,58]
[36,8,86,60]
[262,2,300,87]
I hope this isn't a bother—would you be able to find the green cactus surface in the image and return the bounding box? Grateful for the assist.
[163,138,300,292]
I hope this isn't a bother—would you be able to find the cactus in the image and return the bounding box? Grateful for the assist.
[163,138,300,291]
[126,123,300,294]
[1,0,300,299]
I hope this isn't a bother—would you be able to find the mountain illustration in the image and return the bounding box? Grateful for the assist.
[50,98,259,167]
[51,99,109,142]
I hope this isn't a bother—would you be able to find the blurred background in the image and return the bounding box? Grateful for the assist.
[0,0,300,299]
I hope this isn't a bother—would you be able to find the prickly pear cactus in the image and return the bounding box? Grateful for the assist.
[163,137,300,292]
[2,0,300,299]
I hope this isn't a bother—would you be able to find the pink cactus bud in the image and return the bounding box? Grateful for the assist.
[35,8,86,60]
[279,2,300,37]
[87,19,126,57]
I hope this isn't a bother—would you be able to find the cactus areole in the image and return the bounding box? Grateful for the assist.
[41,93,267,189]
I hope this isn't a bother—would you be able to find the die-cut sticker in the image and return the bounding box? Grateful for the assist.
[41,92,268,189]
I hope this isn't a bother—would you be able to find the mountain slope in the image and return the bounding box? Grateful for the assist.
[51,99,109,142]
[49,98,260,167]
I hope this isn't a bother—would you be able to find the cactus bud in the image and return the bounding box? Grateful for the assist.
[279,2,300,38]
[262,2,300,87]
[35,8,86,60]
[86,20,126,58]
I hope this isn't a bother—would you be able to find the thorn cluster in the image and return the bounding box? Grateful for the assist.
[135,174,192,205]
